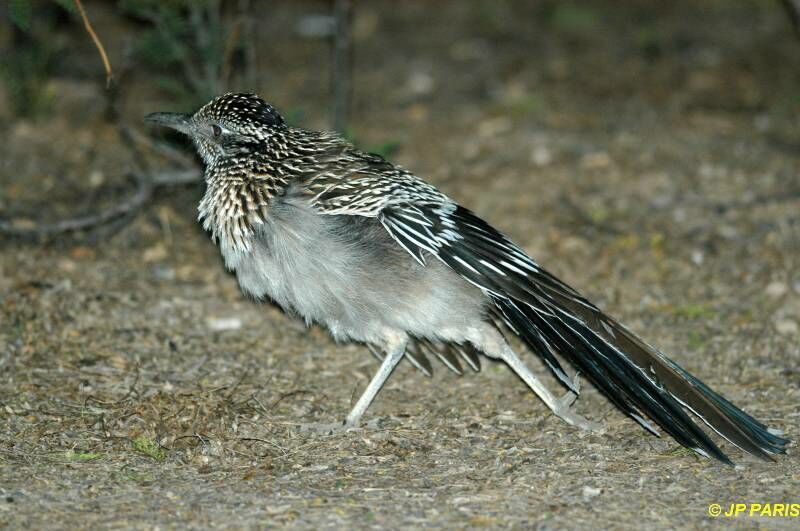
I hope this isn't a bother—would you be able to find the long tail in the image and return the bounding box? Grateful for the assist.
[380,202,788,462]
[493,294,788,463]
[435,206,788,462]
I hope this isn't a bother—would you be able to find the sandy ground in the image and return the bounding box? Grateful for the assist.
[1,1,799,528]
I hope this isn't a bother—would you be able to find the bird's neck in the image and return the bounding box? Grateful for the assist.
[198,155,289,259]
[196,127,347,257]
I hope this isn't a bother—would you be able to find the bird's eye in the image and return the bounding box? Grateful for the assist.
[211,124,222,137]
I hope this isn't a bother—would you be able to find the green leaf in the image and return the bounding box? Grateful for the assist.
[9,0,33,31]
[132,436,166,461]
[367,140,402,159]
[53,0,78,15]
[65,450,103,461]
[549,3,600,32]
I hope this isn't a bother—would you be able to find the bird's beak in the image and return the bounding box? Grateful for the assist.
[144,112,193,135]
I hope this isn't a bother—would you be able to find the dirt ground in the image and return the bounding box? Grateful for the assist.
[1,1,799,529]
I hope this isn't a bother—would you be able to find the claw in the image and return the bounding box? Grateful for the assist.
[557,389,578,409]
[553,406,605,433]
[553,373,605,433]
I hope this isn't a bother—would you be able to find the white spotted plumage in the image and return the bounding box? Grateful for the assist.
[147,92,788,464]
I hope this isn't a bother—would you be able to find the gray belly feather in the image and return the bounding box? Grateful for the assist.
[224,196,487,344]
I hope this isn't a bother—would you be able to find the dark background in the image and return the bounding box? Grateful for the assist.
[1,1,799,528]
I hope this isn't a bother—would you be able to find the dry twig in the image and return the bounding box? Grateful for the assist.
[73,0,114,88]
[0,125,201,241]
[0,171,152,238]
[782,0,800,38]
[331,0,353,132]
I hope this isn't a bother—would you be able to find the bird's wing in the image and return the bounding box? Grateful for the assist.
[306,160,597,393]
[308,160,787,462]
[305,153,449,219]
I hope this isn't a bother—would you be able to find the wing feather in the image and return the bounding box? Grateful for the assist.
[308,154,787,461]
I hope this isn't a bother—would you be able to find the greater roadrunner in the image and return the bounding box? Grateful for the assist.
[146,92,787,463]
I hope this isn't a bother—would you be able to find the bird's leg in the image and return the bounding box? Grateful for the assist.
[344,334,408,428]
[299,334,407,435]
[501,344,604,432]
[470,327,604,433]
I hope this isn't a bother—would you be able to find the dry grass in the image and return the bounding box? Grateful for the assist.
[1,1,798,528]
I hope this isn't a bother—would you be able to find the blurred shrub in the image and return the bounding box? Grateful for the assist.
[3,0,75,119]
[546,2,600,34]
[8,0,75,31]
[0,33,56,118]
[119,0,256,108]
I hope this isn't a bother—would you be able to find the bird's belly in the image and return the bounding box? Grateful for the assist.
[225,209,487,345]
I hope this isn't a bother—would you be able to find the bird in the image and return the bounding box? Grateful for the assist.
[146,92,788,464]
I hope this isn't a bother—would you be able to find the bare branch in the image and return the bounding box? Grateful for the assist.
[239,0,259,89]
[0,123,201,241]
[118,124,196,167]
[220,16,244,88]
[150,169,202,186]
[0,171,152,238]
[73,0,114,88]
[331,0,353,132]
[781,0,800,38]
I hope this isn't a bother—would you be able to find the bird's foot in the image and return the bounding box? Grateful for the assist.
[551,374,605,433]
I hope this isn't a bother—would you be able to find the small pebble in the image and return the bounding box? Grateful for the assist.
[775,319,798,336]
[530,145,553,167]
[295,15,335,38]
[407,71,434,95]
[206,317,243,331]
[582,485,602,500]
[765,281,788,298]
[580,152,611,169]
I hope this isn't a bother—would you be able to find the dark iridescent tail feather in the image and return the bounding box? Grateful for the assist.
[494,295,789,463]
[421,206,789,463]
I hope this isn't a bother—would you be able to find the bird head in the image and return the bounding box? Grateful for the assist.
[145,92,286,166]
